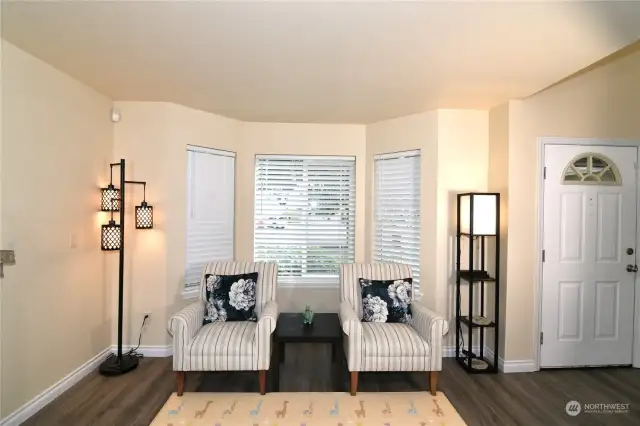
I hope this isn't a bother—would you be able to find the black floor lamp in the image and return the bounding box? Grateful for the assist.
[99,159,153,376]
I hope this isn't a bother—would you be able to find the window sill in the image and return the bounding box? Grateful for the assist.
[181,287,200,300]
[278,281,339,289]
[181,281,340,298]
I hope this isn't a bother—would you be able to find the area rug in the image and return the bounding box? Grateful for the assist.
[150,392,467,426]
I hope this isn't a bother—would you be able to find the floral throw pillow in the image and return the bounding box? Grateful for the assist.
[203,272,259,324]
[359,278,413,324]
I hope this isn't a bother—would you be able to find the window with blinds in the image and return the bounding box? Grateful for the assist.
[185,146,235,290]
[373,150,421,289]
[254,155,356,286]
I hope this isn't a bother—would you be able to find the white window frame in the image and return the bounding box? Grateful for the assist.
[183,145,236,299]
[254,154,356,288]
[373,149,421,291]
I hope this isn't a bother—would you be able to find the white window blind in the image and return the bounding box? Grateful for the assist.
[186,146,235,288]
[374,150,421,289]
[254,155,356,286]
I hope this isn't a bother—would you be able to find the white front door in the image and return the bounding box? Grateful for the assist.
[541,144,637,367]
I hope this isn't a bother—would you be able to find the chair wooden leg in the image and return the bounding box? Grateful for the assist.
[176,371,185,396]
[259,370,267,395]
[429,371,438,396]
[350,371,358,396]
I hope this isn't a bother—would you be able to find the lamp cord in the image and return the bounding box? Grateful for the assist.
[103,315,147,362]
[125,315,149,359]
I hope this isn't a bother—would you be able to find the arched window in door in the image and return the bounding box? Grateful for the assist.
[562,153,621,185]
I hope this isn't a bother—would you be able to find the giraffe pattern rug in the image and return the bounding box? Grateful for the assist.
[151,392,467,426]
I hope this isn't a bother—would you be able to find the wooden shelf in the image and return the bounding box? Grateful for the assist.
[459,270,496,282]
[458,315,496,328]
[459,232,497,237]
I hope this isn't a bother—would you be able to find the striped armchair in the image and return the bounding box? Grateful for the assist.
[339,263,449,396]
[168,261,279,396]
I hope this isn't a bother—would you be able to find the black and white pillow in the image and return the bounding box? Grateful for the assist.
[359,278,413,324]
[203,272,258,324]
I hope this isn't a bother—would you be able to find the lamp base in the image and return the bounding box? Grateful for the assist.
[99,354,139,376]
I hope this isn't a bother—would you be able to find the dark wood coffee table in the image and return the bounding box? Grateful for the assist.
[272,312,343,391]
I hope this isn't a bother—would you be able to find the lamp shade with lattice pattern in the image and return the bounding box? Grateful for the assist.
[135,202,153,229]
[100,184,120,211]
[101,220,121,251]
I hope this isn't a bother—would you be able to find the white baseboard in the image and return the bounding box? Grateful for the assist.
[0,347,111,426]
[0,344,173,426]
[110,344,172,357]
[442,345,480,358]
[484,346,536,373]
[443,345,535,373]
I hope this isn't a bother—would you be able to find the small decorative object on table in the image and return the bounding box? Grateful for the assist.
[303,305,314,327]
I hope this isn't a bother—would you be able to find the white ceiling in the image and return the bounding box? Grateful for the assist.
[3,1,640,124]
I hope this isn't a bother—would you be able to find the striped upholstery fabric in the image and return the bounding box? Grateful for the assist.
[256,300,279,370]
[339,263,448,372]
[362,323,429,357]
[410,302,449,371]
[169,261,278,372]
[340,263,414,319]
[339,301,362,372]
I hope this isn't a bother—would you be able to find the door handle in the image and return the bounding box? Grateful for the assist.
[626,264,638,273]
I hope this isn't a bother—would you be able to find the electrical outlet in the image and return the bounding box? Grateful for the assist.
[0,250,16,265]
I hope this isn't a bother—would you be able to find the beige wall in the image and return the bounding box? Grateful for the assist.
[487,102,510,357]
[236,122,367,312]
[112,102,241,346]
[502,47,640,361]
[435,110,489,348]
[1,41,114,416]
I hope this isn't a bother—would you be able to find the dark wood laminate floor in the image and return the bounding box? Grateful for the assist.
[23,344,640,426]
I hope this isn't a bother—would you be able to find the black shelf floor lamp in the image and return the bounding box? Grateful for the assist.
[99,159,153,376]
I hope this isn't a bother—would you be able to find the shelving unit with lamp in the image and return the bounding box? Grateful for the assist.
[455,192,500,373]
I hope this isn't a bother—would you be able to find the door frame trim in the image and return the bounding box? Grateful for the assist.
[535,137,640,370]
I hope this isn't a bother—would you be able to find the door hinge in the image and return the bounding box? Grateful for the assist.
[542,250,545,262]
[540,332,544,345]
[543,167,547,179]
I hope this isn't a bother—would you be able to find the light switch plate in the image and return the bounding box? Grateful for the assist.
[0,250,16,265]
